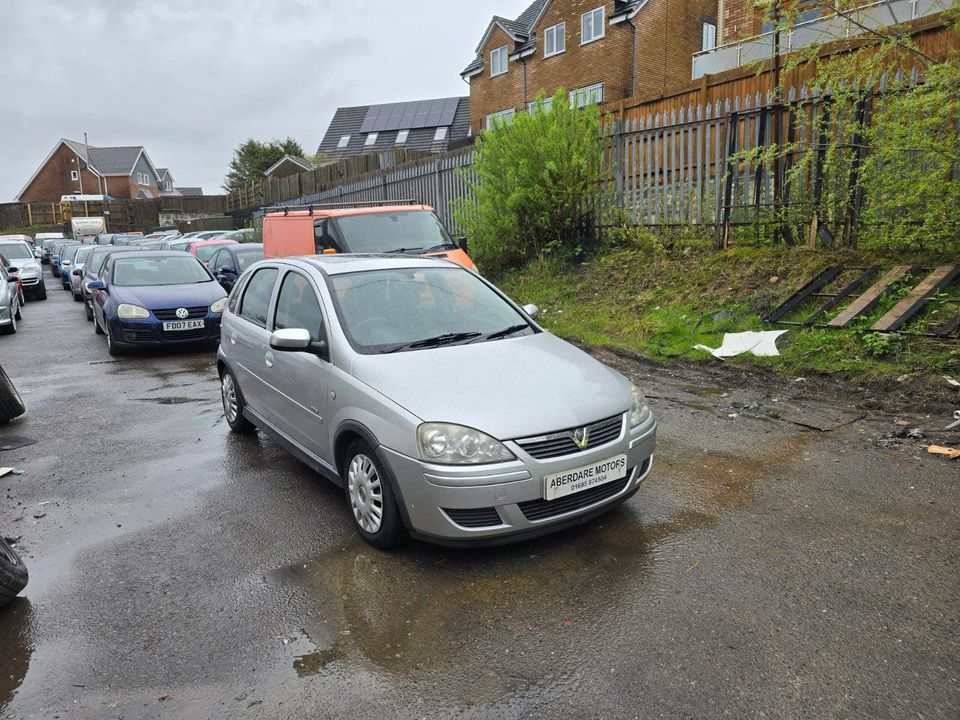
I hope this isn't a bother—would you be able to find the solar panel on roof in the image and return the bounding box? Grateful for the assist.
[360,98,461,133]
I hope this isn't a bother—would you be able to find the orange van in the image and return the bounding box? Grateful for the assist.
[262,201,478,272]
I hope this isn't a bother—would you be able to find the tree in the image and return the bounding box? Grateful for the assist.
[222,137,305,193]
[455,89,606,271]
[746,0,960,250]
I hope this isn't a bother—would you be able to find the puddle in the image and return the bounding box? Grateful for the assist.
[678,385,730,399]
[133,396,212,406]
[264,435,813,704]
[0,599,33,713]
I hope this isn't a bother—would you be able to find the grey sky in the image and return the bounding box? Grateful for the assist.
[0,0,531,200]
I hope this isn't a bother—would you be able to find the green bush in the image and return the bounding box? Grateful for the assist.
[455,90,606,272]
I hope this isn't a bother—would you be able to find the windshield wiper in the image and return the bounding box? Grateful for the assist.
[483,324,530,341]
[383,247,425,254]
[382,331,482,353]
[423,243,457,253]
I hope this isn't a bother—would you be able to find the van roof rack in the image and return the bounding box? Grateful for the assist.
[265,199,419,216]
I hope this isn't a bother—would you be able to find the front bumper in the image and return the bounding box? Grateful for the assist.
[379,413,657,544]
[107,314,222,347]
[19,272,41,288]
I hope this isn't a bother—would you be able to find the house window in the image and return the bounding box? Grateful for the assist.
[365,132,379,147]
[395,129,409,145]
[581,7,605,44]
[433,127,448,142]
[570,83,604,109]
[486,109,515,129]
[528,96,554,112]
[337,135,351,148]
[71,170,79,181]
[702,21,717,51]
[490,46,508,77]
[761,0,820,33]
[544,22,566,57]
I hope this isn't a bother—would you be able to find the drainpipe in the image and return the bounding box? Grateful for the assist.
[521,57,528,109]
[627,16,638,98]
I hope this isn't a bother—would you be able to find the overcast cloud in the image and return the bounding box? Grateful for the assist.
[0,0,531,200]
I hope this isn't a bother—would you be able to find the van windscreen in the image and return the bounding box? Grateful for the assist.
[334,211,455,254]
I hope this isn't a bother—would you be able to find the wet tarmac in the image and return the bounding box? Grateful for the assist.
[0,274,958,719]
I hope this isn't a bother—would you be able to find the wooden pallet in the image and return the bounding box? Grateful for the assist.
[827,265,918,328]
[871,265,960,333]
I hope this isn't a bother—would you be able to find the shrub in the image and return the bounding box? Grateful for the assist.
[455,90,606,272]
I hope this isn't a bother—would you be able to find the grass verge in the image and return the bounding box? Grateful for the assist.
[495,241,960,384]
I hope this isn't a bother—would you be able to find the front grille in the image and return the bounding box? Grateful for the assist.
[443,507,502,528]
[161,328,209,341]
[515,413,624,460]
[153,306,208,320]
[518,472,634,522]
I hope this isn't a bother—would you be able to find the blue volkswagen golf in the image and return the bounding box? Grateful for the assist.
[89,251,228,356]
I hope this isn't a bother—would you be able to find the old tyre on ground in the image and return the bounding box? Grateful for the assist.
[0,365,25,424]
[221,368,254,433]
[0,536,28,607]
[343,439,406,549]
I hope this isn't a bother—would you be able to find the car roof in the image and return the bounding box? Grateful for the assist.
[281,253,458,277]
[265,204,432,219]
[189,239,236,246]
[108,250,192,260]
[0,234,33,242]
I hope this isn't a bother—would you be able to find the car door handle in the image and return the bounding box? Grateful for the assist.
[264,350,274,368]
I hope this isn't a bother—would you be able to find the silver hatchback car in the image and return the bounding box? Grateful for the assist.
[218,255,657,548]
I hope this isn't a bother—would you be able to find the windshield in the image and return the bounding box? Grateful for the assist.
[113,235,140,246]
[43,239,58,250]
[334,211,455,254]
[112,256,213,287]
[234,247,262,271]
[0,243,33,260]
[75,247,93,264]
[61,245,81,261]
[329,267,531,354]
[168,241,189,252]
[195,244,224,262]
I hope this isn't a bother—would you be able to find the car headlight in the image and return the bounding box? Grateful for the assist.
[630,383,650,428]
[210,297,228,314]
[417,423,515,465]
[117,304,150,319]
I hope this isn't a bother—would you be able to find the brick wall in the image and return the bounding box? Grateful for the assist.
[719,0,757,42]
[19,143,104,202]
[467,0,719,134]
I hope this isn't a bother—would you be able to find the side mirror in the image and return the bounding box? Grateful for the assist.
[72,269,83,277]
[62,260,72,267]
[458,236,469,253]
[270,328,311,351]
[88,281,106,292]
[6,276,15,283]
[522,303,539,319]
[220,265,237,275]
[6,266,16,274]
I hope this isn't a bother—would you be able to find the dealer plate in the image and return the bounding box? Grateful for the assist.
[162,319,205,332]
[543,454,628,501]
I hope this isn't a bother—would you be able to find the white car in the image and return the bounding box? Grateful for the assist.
[0,262,22,334]
[0,239,45,301]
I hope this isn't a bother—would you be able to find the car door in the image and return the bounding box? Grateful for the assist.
[209,250,230,290]
[264,269,330,461]
[227,266,280,424]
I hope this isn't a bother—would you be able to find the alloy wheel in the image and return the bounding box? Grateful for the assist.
[347,454,384,534]
[221,373,238,423]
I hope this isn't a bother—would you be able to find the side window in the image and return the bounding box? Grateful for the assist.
[209,250,224,272]
[314,220,341,253]
[239,267,278,328]
[274,271,324,342]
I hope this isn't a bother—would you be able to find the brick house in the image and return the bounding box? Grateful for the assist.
[17,139,167,202]
[461,0,719,133]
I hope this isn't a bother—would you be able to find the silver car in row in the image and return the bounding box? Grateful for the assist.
[218,255,657,548]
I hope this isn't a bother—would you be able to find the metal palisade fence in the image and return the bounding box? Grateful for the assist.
[261,149,476,235]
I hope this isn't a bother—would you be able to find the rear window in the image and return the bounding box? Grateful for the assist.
[235,247,263,270]
[195,245,222,262]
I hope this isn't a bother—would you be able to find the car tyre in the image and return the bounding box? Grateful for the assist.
[84,299,93,321]
[220,369,254,433]
[93,313,104,335]
[104,323,123,357]
[1,309,15,335]
[0,536,28,607]
[14,303,21,321]
[0,364,25,423]
[34,284,46,301]
[343,440,406,549]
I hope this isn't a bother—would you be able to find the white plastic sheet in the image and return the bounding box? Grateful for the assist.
[695,330,789,358]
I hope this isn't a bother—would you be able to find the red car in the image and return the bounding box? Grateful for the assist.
[185,239,239,266]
